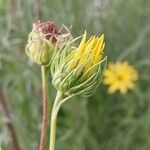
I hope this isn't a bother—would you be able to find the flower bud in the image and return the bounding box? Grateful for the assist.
[26,21,59,66]
[51,31,107,96]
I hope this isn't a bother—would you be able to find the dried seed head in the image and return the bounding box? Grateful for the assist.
[26,20,60,66]
[33,20,60,42]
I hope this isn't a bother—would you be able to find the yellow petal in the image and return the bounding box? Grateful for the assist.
[78,31,87,50]
[108,84,118,94]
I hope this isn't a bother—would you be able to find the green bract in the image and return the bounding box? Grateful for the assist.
[51,34,107,97]
[26,31,54,66]
[25,21,59,66]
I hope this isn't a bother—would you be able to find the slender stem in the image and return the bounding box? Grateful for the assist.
[34,0,41,21]
[39,66,49,150]
[49,91,65,150]
[0,89,21,150]
[49,117,57,150]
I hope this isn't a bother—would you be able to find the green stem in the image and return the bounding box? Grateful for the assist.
[39,66,49,150]
[49,91,65,150]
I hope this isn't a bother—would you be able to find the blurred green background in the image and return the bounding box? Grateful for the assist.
[0,0,150,150]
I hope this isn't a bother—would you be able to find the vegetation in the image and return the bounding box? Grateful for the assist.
[0,0,150,150]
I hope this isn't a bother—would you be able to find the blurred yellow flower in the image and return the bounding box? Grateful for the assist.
[103,62,138,94]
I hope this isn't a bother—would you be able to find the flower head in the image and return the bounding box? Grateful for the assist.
[51,31,107,96]
[26,21,60,66]
[103,61,138,94]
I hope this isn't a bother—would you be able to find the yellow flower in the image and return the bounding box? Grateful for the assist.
[51,31,107,96]
[103,62,138,94]
[67,31,105,78]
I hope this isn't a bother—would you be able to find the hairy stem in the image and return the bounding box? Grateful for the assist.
[39,66,49,150]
